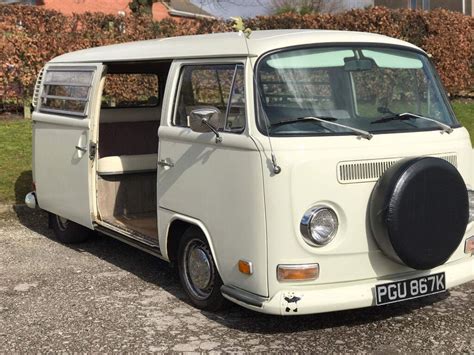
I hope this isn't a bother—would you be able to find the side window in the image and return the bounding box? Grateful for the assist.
[101,74,159,108]
[174,64,246,132]
[40,68,94,117]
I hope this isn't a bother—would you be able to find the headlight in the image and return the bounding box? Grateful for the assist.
[300,206,338,246]
[468,190,474,222]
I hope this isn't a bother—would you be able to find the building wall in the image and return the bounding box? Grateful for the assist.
[152,2,170,20]
[374,0,409,9]
[38,0,170,20]
[338,0,374,10]
[431,0,463,12]
[375,0,473,14]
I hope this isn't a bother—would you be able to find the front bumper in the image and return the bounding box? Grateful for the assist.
[222,256,474,315]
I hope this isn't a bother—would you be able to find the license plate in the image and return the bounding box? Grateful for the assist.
[375,272,446,306]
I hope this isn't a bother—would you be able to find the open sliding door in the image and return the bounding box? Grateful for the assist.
[33,63,104,228]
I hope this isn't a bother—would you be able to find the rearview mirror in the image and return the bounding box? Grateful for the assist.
[344,58,376,72]
[189,107,223,143]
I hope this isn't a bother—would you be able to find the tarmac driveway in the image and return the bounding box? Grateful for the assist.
[0,208,472,352]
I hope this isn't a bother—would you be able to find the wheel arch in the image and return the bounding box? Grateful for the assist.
[164,214,221,274]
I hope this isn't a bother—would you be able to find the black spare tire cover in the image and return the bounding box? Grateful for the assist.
[369,157,468,270]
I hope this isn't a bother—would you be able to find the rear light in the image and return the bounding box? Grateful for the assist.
[32,181,36,191]
[277,263,319,282]
[465,236,474,254]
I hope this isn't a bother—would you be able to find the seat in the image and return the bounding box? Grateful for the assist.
[97,154,157,175]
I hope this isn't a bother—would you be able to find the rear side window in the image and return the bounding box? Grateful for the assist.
[174,63,246,132]
[40,68,95,117]
[101,74,159,108]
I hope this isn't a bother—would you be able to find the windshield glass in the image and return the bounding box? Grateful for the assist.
[256,46,457,136]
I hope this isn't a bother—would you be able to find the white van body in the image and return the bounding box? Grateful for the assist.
[28,30,474,315]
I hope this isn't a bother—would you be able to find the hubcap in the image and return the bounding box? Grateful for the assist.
[189,248,212,289]
[56,216,69,232]
[183,239,214,300]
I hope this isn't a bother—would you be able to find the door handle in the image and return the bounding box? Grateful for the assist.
[158,159,174,168]
[75,145,87,152]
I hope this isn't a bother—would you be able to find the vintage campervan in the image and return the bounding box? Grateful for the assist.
[26,30,474,315]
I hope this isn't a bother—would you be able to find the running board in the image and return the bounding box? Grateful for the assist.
[95,225,163,259]
[98,220,158,246]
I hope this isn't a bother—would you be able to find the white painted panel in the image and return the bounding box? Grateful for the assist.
[157,58,268,296]
[34,120,92,227]
[252,127,473,297]
[158,127,268,297]
[32,63,104,228]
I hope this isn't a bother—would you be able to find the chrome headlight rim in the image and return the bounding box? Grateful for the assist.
[467,188,474,223]
[300,206,339,247]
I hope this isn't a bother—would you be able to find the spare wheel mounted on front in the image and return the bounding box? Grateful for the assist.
[369,157,469,270]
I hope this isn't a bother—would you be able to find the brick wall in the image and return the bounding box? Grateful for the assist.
[39,0,170,20]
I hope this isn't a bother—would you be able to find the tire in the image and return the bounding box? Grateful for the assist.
[177,226,228,311]
[50,213,92,244]
[369,157,468,270]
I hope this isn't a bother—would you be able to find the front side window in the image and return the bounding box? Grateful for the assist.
[174,64,246,132]
[40,68,94,117]
[257,46,456,136]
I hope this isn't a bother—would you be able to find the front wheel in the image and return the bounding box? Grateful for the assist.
[50,213,91,244]
[177,227,228,311]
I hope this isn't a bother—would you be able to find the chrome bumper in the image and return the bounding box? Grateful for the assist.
[222,256,474,315]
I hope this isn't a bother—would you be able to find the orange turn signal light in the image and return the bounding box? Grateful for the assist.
[465,236,474,254]
[277,263,319,282]
[238,260,253,275]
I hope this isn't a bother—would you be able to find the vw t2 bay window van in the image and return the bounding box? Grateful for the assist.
[26,30,474,315]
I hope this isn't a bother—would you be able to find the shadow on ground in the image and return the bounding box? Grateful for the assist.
[14,170,32,204]
[13,207,448,334]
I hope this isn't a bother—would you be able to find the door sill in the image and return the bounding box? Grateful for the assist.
[94,221,163,259]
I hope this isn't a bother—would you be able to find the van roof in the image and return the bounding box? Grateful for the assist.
[50,29,423,64]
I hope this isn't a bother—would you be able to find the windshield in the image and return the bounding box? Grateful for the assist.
[256,46,457,136]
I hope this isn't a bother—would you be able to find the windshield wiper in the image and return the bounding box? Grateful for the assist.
[371,112,453,134]
[271,116,373,140]
[272,116,337,126]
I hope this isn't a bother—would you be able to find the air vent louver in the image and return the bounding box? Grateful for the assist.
[31,67,45,108]
[337,154,457,184]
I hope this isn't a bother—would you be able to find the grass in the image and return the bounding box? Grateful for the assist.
[452,101,474,143]
[0,119,32,204]
[0,100,472,204]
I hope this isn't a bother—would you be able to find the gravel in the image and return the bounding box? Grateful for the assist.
[0,208,473,352]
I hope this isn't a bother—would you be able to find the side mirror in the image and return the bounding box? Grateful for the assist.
[189,107,223,143]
